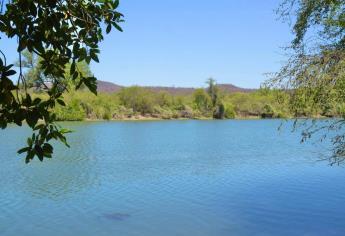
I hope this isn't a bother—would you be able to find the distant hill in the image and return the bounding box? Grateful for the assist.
[97,80,123,93]
[143,86,195,95]
[97,80,255,94]
[218,84,256,93]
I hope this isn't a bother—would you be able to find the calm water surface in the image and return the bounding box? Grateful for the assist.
[1,120,345,236]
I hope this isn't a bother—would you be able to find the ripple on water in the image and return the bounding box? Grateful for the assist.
[1,120,345,236]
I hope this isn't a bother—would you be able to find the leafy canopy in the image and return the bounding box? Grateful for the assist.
[0,0,123,163]
[269,0,344,164]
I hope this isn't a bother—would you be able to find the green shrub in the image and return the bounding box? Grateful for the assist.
[224,104,236,119]
[102,110,112,120]
[118,86,155,114]
[337,104,345,118]
[261,104,275,118]
[193,88,212,115]
[54,99,85,121]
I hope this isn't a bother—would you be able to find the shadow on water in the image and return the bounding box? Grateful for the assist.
[20,156,99,200]
[102,212,131,221]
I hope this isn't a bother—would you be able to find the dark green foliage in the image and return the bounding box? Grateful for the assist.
[213,103,225,119]
[0,0,123,162]
[261,104,274,118]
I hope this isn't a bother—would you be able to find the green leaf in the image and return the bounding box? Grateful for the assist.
[73,71,79,80]
[34,124,45,131]
[25,151,35,164]
[33,98,42,105]
[27,138,33,147]
[18,39,27,52]
[90,52,99,63]
[60,128,72,134]
[4,70,16,76]
[57,99,66,106]
[106,24,112,34]
[85,56,91,64]
[114,0,120,8]
[17,147,30,154]
[42,143,53,155]
[113,22,123,32]
[70,61,76,75]
[26,112,39,128]
[35,145,44,161]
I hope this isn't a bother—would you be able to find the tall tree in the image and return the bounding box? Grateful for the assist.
[0,0,123,163]
[206,78,218,107]
[206,78,225,119]
[268,0,344,164]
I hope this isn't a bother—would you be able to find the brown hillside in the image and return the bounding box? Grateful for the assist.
[96,80,255,94]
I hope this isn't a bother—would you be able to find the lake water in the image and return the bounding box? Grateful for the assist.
[1,120,345,236]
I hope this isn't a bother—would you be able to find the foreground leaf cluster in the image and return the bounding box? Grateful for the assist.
[0,0,123,163]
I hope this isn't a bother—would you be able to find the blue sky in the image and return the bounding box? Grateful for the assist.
[1,0,293,88]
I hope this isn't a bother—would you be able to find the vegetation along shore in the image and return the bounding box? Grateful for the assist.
[45,80,345,122]
[15,51,345,123]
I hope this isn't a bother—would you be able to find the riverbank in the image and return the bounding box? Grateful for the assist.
[40,86,343,122]
[72,115,331,122]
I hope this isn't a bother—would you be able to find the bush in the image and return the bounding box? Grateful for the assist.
[224,104,236,119]
[102,110,112,120]
[337,104,345,118]
[54,99,85,121]
[261,104,275,118]
[153,106,174,119]
[180,105,194,118]
[118,86,155,114]
[193,89,212,115]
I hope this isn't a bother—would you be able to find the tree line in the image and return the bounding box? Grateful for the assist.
[47,85,345,122]
[21,50,345,121]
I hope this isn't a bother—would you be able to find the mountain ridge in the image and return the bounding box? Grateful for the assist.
[97,80,256,94]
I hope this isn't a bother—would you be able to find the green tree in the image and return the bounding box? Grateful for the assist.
[206,78,219,107]
[213,102,225,119]
[118,86,155,114]
[0,0,123,163]
[206,78,226,119]
[269,0,345,164]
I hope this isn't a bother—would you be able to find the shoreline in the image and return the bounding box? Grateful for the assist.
[56,116,336,122]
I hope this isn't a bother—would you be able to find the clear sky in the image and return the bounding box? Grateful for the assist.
[1,0,293,88]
